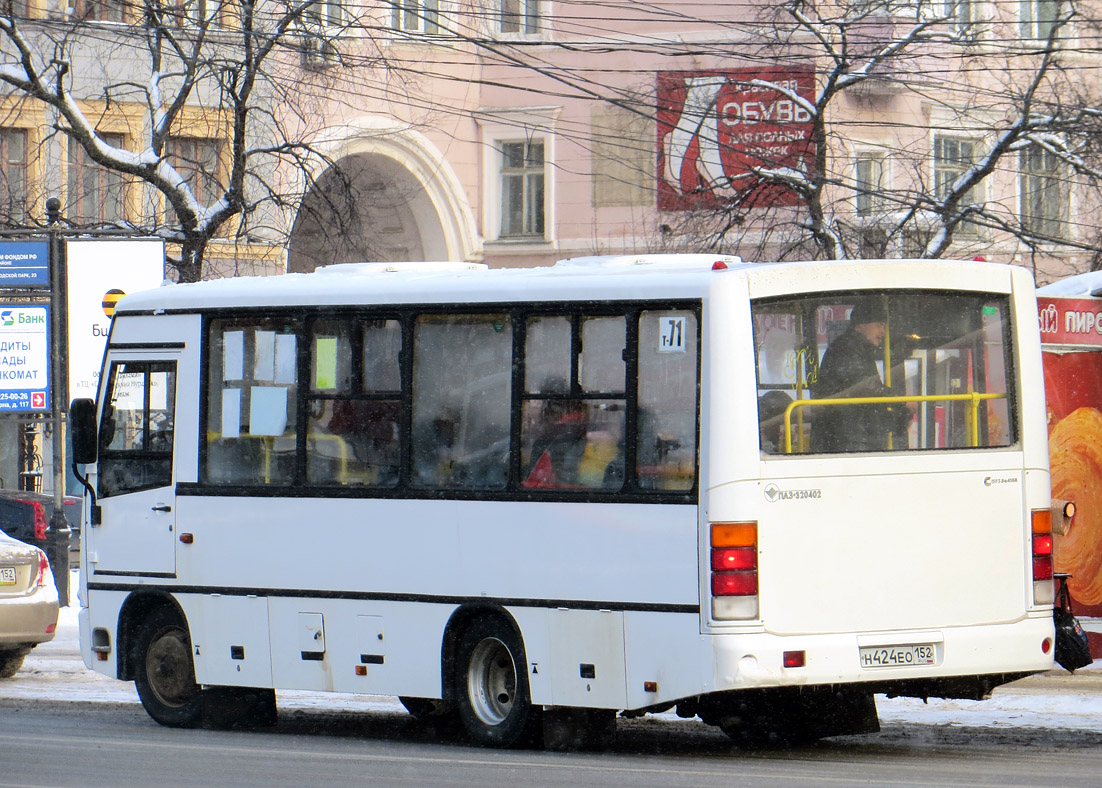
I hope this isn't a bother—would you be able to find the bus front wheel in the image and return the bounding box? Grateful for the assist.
[455,617,540,747]
[132,607,204,728]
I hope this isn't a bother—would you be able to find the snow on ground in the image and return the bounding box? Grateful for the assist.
[7,586,1102,733]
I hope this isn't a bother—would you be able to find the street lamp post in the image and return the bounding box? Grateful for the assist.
[45,197,70,607]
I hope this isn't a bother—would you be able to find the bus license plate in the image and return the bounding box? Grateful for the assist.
[0,567,15,585]
[859,644,936,668]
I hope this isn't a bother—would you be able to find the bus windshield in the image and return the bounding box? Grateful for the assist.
[753,290,1015,454]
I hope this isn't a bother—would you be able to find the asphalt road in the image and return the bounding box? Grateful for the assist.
[5,699,1102,788]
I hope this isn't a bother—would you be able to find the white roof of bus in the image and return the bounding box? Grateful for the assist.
[114,255,1022,313]
[115,255,749,312]
[1037,271,1102,297]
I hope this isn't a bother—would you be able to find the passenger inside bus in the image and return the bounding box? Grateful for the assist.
[810,301,914,453]
[757,390,794,453]
[524,398,590,487]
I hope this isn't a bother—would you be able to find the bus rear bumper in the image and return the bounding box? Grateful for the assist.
[709,614,1055,699]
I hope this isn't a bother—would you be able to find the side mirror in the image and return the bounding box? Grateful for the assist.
[70,398,99,465]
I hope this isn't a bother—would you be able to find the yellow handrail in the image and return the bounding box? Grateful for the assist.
[782,392,1008,453]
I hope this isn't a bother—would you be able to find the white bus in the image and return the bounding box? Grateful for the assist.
[69,255,1056,748]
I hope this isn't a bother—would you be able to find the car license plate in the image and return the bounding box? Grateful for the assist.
[859,643,936,668]
[0,567,15,585]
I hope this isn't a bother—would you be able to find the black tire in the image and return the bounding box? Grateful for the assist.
[0,648,29,679]
[455,616,540,748]
[132,607,204,728]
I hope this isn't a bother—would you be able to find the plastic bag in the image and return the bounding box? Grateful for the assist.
[1054,575,1092,672]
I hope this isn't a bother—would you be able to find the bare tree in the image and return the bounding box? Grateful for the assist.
[0,0,375,281]
[626,0,1102,273]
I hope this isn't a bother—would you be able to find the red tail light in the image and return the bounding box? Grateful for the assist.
[711,547,757,571]
[32,501,47,541]
[1033,556,1054,581]
[711,522,758,620]
[1031,509,1055,605]
[712,571,757,596]
[34,549,49,588]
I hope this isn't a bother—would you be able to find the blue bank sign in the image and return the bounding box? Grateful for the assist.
[0,305,49,412]
[0,240,49,286]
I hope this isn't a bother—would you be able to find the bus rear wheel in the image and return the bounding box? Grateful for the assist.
[455,617,540,747]
[132,607,203,728]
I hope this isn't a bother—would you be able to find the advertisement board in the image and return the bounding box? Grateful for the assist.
[0,305,49,412]
[1039,295,1102,642]
[0,240,48,286]
[66,239,164,401]
[656,68,816,212]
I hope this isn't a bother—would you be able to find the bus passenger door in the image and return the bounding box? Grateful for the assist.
[88,356,179,577]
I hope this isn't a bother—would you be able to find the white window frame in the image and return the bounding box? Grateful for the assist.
[499,139,545,239]
[1019,144,1069,241]
[475,107,559,246]
[496,0,541,37]
[304,0,343,27]
[0,127,27,225]
[391,0,442,35]
[67,133,128,225]
[853,151,887,218]
[933,134,982,207]
[299,0,343,66]
[943,0,973,35]
[1020,0,1064,40]
[68,0,127,22]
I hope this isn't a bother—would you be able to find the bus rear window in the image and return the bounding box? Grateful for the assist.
[753,291,1016,454]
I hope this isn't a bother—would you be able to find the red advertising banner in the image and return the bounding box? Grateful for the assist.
[1038,296,1102,346]
[1041,296,1102,634]
[656,68,816,212]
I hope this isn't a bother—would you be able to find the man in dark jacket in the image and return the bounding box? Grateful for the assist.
[811,301,912,453]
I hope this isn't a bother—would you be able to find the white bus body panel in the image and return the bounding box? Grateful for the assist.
[79,258,1053,714]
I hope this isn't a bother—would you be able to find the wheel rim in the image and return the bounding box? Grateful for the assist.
[466,637,516,726]
[144,626,196,708]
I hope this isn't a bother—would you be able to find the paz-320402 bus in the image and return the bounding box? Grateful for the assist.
[69,255,1055,748]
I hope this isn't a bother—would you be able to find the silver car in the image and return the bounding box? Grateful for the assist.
[0,528,59,678]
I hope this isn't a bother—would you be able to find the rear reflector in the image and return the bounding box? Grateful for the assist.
[783,650,806,668]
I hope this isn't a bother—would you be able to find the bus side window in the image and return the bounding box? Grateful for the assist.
[637,311,697,490]
[411,314,511,489]
[521,315,626,490]
[98,361,176,498]
[306,319,401,487]
[205,321,299,485]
